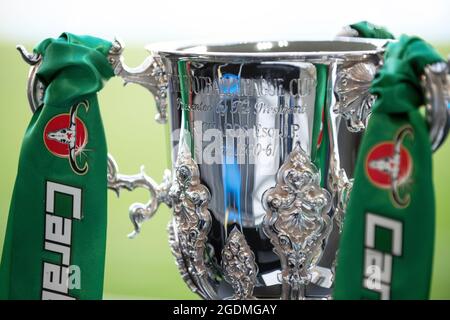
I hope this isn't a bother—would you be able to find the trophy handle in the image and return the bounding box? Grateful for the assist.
[106,39,173,237]
[107,154,172,238]
[422,60,450,152]
[334,37,450,152]
[17,42,173,238]
[16,45,44,113]
[108,38,168,124]
[329,50,449,238]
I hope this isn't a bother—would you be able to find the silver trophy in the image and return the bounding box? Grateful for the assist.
[18,29,450,300]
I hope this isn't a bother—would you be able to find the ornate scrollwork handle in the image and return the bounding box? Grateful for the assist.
[100,41,173,237]
[18,42,173,239]
[335,31,450,152]
[17,39,169,123]
[16,45,44,113]
[107,154,172,238]
[332,59,449,228]
[422,60,450,152]
[108,38,168,124]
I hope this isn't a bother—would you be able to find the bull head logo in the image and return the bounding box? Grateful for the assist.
[366,126,414,208]
[44,101,89,175]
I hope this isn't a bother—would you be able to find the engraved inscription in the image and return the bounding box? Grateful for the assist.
[175,97,307,115]
[169,75,315,98]
[170,74,316,116]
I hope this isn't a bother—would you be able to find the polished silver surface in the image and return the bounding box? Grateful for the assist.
[148,39,387,60]
[153,41,380,299]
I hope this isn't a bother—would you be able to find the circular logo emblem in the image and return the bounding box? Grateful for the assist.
[43,114,87,158]
[366,142,412,189]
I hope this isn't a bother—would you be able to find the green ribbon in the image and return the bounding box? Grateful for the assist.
[349,21,395,39]
[334,30,444,299]
[0,33,113,299]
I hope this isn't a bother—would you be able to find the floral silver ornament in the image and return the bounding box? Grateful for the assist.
[221,227,258,300]
[263,145,332,300]
[168,144,215,299]
[334,62,378,132]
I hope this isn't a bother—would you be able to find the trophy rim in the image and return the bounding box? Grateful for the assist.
[146,37,390,61]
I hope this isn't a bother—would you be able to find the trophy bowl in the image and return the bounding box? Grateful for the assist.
[78,38,446,300]
[103,38,386,300]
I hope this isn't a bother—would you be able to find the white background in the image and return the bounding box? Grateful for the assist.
[0,0,449,44]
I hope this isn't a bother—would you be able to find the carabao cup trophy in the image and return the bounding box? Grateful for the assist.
[18,24,449,300]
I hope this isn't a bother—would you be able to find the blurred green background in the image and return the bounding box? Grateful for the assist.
[0,41,449,299]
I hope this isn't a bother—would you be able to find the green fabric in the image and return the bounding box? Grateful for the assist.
[334,35,443,299]
[311,64,329,187]
[177,60,194,155]
[350,21,395,40]
[0,33,114,299]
